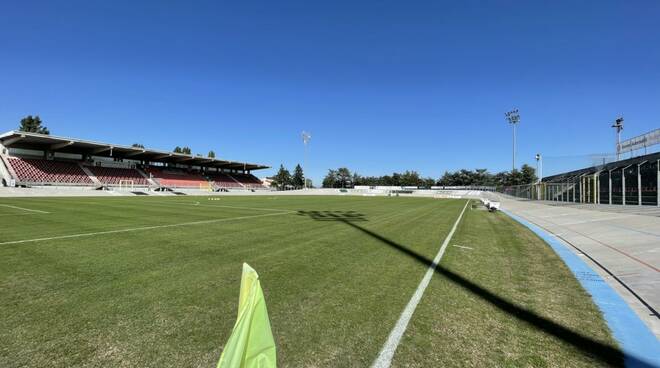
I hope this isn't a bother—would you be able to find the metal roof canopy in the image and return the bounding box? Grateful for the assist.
[543,150,660,183]
[0,131,269,171]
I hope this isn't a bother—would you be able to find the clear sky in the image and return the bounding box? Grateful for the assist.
[1,1,659,183]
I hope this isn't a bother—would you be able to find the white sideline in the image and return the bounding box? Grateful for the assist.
[0,204,50,214]
[371,200,470,368]
[0,210,294,246]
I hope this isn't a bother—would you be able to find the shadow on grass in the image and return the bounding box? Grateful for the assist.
[297,210,368,222]
[297,210,640,367]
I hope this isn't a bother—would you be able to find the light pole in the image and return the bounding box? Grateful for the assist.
[505,109,520,171]
[535,153,542,183]
[535,153,542,201]
[301,131,311,189]
[612,117,624,160]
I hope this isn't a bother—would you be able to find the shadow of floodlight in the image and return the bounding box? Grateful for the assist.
[297,210,368,222]
[296,210,646,367]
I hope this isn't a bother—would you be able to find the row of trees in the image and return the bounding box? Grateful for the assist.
[19,115,50,134]
[173,146,216,158]
[437,165,537,187]
[271,164,310,189]
[321,165,537,188]
[322,168,437,188]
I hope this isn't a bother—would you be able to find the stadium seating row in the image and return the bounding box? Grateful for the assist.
[9,158,93,185]
[88,166,149,186]
[6,158,265,189]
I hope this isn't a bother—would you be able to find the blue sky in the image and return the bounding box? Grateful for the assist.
[1,1,659,183]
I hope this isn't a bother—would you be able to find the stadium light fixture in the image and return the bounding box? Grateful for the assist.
[611,117,624,161]
[535,153,542,183]
[302,131,311,189]
[505,109,520,171]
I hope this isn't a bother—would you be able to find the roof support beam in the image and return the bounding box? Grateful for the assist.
[1,134,26,146]
[174,156,195,162]
[50,141,75,150]
[91,146,113,154]
[150,154,172,160]
[124,150,146,157]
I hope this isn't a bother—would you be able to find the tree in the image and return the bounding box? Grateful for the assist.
[400,170,422,186]
[208,150,216,158]
[520,164,537,184]
[336,167,352,188]
[182,146,192,155]
[272,165,292,190]
[19,115,50,135]
[173,146,183,153]
[292,164,304,188]
[132,143,145,148]
[322,169,337,188]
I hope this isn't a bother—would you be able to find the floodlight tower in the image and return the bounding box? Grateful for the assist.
[535,153,542,183]
[612,117,624,160]
[505,109,521,171]
[535,153,542,200]
[302,131,311,189]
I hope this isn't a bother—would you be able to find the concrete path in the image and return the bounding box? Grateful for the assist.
[496,195,660,339]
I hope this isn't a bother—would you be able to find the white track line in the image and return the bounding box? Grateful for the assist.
[0,210,293,246]
[372,200,470,368]
[0,204,50,214]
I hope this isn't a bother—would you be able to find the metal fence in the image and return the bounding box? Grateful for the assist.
[501,156,660,206]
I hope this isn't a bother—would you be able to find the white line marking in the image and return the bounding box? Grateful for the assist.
[147,201,291,213]
[558,216,629,226]
[0,204,50,214]
[0,213,40,217]
[372,200,470,368]
[0,210,293,246]
[452,244,473,250]
[188,203,292,212]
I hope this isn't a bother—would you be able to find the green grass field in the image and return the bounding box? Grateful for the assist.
[0,195,621,367]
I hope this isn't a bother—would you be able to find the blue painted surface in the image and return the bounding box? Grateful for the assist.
[504,210,660,368]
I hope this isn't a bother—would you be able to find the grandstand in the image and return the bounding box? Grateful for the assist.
[0,131,269,192]
[503,151,660,206]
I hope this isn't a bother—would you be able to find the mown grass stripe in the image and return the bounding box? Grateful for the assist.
[0,210,294,246]
[371,200,469,368]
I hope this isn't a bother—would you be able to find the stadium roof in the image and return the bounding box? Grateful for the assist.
[543,150,660,182]
[0,130,269,171]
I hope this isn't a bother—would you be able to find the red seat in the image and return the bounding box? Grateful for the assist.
[8,158,93,185]
[146,167,209,188]
[87,166,149,186]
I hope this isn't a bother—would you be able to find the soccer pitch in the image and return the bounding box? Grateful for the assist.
[0,196,621,367]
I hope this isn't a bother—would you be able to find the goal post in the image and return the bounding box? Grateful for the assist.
[119,180,134,191]
[200,182,214,191]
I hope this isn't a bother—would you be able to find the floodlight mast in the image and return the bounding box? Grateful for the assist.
[505,109,521,171]
[612,117,624,160]
[302,131,311,189]
[535,153,542,183]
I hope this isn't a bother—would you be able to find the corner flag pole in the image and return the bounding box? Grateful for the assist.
[217,263,276,368]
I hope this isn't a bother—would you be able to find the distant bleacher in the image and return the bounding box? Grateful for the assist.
[207,172,243,188]
[8,158,93,185]
[87,166,149,186]
[0,130,269,190]
[232,173,266,189]
[6,158,267,189]
[146,167,208,188]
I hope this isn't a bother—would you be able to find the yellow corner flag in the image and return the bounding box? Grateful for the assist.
[217,263,277,368]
